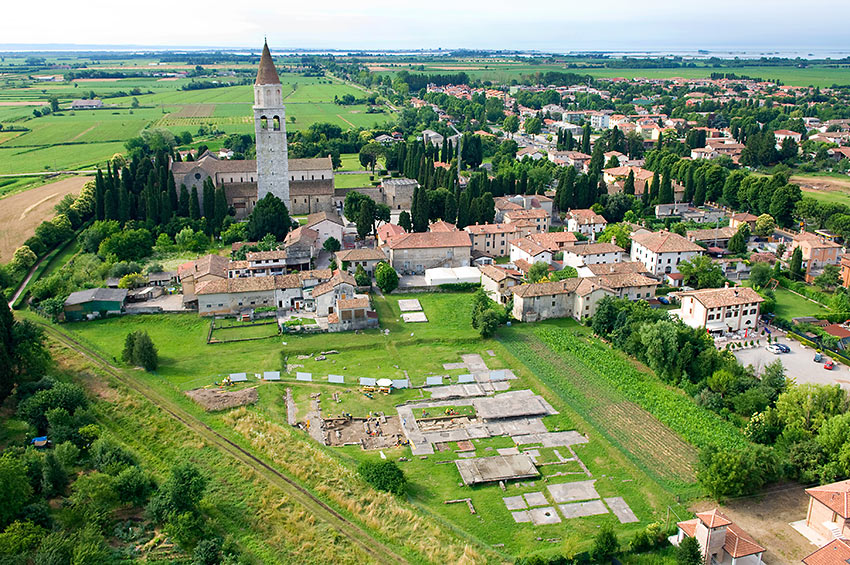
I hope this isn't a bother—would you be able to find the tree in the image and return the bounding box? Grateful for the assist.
[354,264,370,287]
[697,445,778,501]
[477,309,500,338]
[503,115,519,137]
[527,262,550,283]
[815,264,840,290]
[398,211,412,232]
[323,237,341,253]
[749,262,773,288]
[678,255,726,289]
[12,245,37,271]
[789,247,803,280]
[357,460,406,495]
[133,332,158,371]
[118,272,146,289]
[676,535,704,565]
[189,186,201,220]
[623,170,635,196]
[754,214,776,237]
[147,462,208,524]
[375,262,399,294]
[41,451,68,498]
[590,523,619,563]
[658,169,674,205]
[523,117,542,135]
[0,455,32,529]
[727,230,747,255]
[193,538,223,565]
[356,199,374,239]
[247,193,291,241]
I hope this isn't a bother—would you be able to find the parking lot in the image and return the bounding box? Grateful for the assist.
[733,336,850,389]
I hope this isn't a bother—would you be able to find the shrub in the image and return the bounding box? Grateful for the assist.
[357,460,406,495]
[375,262,398,294]
[122,331,158,371]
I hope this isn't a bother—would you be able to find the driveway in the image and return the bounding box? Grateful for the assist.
[733,337,850,389]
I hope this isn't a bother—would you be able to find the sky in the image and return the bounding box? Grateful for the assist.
[3,0,850,53]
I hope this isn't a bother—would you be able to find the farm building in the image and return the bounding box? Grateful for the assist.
[63,288,128,321]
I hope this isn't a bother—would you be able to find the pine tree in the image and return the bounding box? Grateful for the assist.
[624,170,635,196]
[190,186,201,220]
[178,185,190,217]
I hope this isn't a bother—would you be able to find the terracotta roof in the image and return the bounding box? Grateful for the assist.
[479,264,520,283]
[377,223,406,241]
[584,261,648,276]
[284,226,319,247]
[808,480,850,519]
[803,539,850,565]
[590,272,659,290]
[696,508,733,528]
[305,211,343,228]
[336,248,386,262]
[178,254,229,280]
[494,198,523,211]
[567,209,608,225]
[687,226,737,241]
[512,278,583,297]
[724,523,765,558]
[312,271,356,297]
[429,220,458,232]
[604,165,654,181]
[504,209,549,221]
[632,230,704,254]
[676,519,698,538]
[228,260,249,269]
[246,250,287,261]
[196,273,300,295]
[511,238,549,257]
[527,231,578,251]
[289,156,333,171]
[327,312,339,324]
[679,286,764,309]
[296,270,331,283]
[824,324,850,340]
[563,242,623,256]
[384,231,471,250]
[513,258,533,273]
[795,232,842,249]
[256,41,281,85]
[465,223,520,235]
[337,297,370,310]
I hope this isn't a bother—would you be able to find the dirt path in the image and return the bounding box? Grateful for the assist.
[336,114,356,128]
[792,174,850,192]
[69,124,98,142]
[35,321,408,565]
[0,176,91,263]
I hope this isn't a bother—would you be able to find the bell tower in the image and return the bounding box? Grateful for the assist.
[253,40,290,210]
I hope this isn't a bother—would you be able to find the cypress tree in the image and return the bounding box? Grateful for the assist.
[160,188,173,222]
[444,191,458,224]
[95,169,105,221]
[190,186,201,220]
[456,190,471,229]
[684,166,695,202]
[202,178,215,220]
[104,187,118,220]
[398,210,412,232]
[649,171,660,204]
[693,173,707,207]
[118,184,130,223]
[214,186,228,235]
[581,123,591,154]
[412,184,429,232]
[167,175,178,212]
[145,187,160,224]
[659,168,674,204]
[178,185,190,217]
[624,170,635,196]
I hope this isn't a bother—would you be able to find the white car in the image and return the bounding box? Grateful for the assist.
[766,344,783,354]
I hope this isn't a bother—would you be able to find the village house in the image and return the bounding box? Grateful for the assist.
[312,271,357,316]
[631,230,704,276]
[674,286,763,333]
[464,222,534,258]
[479,264,522,304]
[565,209,608,240]
[729,212,759,231]
[800,480,850,554]
[304,211,344,249]
[561,242,624,268]
[503,208,550,232]
[526,231,578,253]
[228,250,289,278]
[382,231,472,273]
[687,226,737,249]
[377,223,406,245]
[381,178,419,210]
[803,539,850,565]
[510,238,552,266]
[603,166,654,196]
[71,99,103,110]
[577,262,659,300]
[177,254,229,305]
[790,231,843,272]
[335,247,387,276]
[774,129,803,148]
[428,220,458,232]
[510,278,615,322]
[840,256,850,288]
[672,509,765,565]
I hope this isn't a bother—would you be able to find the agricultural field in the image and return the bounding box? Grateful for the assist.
[793,173,850,208]
[62,291,710,557]
[0,175,91,262]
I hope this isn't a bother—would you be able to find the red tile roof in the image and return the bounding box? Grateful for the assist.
[807,479,850,519]
[724,522,766,558]
[384,231,471,250]
[803,539,850,565]
[696,508,732,528]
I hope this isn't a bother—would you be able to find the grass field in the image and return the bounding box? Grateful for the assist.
[60,291,711,557]
[773,286,831,318]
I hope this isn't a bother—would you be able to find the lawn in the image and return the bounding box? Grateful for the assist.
[772,286,831,319]
[334,172,377,189]
[60,291,706,558]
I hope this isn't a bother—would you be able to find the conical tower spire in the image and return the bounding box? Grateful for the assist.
[256,40,280,85]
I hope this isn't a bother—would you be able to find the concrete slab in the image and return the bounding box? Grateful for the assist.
[503,495,527,510]
[428,383,486,399]
[497,447,520,456]
[425,376,443,386]
[443,362,466,370]
[523,492,548,507]
[558,500,608,519]
[457,374,475,383]
[512,431,589,448]
[457,451,477,459]
[473,390,554,420]
[547,480,600,503]
[398,299,423,312]
[461,353,489,373]
[402,312,428,323]
[529,507,561,525]
[512,510,532,523]
[455,454,539,486]
[605,497,639,523]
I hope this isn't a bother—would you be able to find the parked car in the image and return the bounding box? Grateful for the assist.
[657,296,669,305]
[766,344,783,354]
[775,343,790,353]
[814,352,823,362]
[825,361,835,370]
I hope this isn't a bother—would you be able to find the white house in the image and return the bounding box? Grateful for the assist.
[673,286,764,334]
[304,211,344,249]
[565,209,608,240]
[562,242,624,268]
[590,112,610,129]
[510,238,552,266]
[630,230,703,276]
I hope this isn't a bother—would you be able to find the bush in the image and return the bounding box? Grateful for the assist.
[590,523,619,562]
[122,331,158,371]
[375,262,398,294]
[357,460,406,495]
[354,264,370,287]
[91,436,137,475]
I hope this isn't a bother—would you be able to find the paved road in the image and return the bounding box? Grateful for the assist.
[733,336,850,389]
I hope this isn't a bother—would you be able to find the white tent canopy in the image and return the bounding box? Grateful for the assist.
[424,267,482,286]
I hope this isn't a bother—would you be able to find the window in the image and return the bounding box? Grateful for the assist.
[273,116,280,131]
[195,173,201,180]
[260,116,268,129]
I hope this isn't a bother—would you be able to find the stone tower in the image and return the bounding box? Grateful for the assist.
[253,41,290,209]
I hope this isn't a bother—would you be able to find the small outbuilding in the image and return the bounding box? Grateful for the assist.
[63,288,128,321]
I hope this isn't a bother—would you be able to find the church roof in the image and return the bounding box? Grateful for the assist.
[256,41,281,85]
